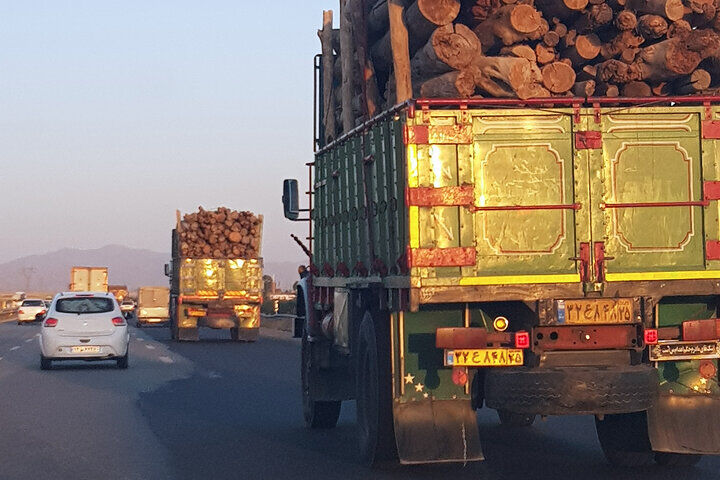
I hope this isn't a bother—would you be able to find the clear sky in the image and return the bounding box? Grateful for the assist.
[0,0,336,263]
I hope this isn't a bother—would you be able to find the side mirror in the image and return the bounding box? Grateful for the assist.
[164,263,171,277]
[283,179,300,221]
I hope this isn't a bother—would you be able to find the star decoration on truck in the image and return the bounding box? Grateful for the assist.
[404,373,415,384]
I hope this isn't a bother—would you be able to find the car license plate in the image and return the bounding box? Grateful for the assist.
[650,341,720,362]
[71,346,101,354]
[558,298,634,324]
[444,349,523,367]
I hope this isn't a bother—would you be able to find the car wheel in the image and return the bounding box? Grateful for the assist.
[40,356,52,370]
[116,349,129,369]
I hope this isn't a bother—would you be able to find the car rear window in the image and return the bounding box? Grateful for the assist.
[21,300,44,307]
[56,297,114,314]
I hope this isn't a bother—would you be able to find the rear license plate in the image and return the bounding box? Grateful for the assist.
[444,349,523,367]
[71,346,101,354]
[650,341,720,362]
[558,298,633,324]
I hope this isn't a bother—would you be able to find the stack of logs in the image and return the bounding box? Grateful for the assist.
[178,207,262,259]
[320,0,720,143]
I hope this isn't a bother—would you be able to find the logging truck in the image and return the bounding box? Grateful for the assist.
[165,209,263,342]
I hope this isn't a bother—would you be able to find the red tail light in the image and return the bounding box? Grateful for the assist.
[44,318,58,327]
[18,310,24,314]
[112,317,126,326]
[644,328,658,345]
[515,331,530,349]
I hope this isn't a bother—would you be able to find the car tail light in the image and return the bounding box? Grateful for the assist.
[18,310,24,314]
[44,318,58,327]
[515,331,530,349]
[644,328,658,345]
[112,317,126,326]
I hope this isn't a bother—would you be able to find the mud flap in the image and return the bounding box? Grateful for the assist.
[648,394,720,454]
[393,399,483,465]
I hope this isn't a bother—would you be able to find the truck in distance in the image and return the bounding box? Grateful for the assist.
[136,286,169,327]
[69,267,108,293]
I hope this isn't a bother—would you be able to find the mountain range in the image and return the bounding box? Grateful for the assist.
[0,245,300,293]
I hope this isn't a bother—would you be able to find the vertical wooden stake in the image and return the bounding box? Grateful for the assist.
[339,1,355,133]
[320,10,337,143]
[388,0,413,103]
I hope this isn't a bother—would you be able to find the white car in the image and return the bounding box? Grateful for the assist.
[39,292,130,370]
[17,299,47,324]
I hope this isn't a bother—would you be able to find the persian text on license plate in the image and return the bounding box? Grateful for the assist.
[558,298,634,324]
[444,349,523,367]
[71,346,101,354]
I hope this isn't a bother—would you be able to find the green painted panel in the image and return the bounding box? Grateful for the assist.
[400,308,467,402]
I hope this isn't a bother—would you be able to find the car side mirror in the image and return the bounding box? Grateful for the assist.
[164,263,171,277]
[283,179,300,221]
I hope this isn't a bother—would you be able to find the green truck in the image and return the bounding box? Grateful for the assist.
[283,95,720,466]
[165,227,263,342]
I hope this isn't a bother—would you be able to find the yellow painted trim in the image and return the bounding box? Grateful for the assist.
[409,206,419,248]
[458,273,580,286]
[606,271,720,282]
[407,144,419,188]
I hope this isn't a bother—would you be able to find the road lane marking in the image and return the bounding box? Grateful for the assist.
[207,371,222,379]
[137,337,144,342]
[145,344,155,350]
[25,338,34,343]
[158,356,173,364]
[10,346,20,351]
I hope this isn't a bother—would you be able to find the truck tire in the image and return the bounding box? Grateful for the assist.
[654,452,703,467]
[356,312,397,466]
[485,366,657,415]
[301,334,341,428]
[497,409,536,427]
[595,412,654,467]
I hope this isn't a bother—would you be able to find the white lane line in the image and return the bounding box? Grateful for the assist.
[136,337,144,342]
[145,344,155,350]
[158,356,173,364]
[10,346,20,351]
[207,371,222,379]
[25,338,34,343]
[35,333,40,337]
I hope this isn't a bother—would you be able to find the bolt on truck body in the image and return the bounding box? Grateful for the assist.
[284,95,720,467]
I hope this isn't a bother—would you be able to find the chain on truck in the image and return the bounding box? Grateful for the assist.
[283,83,720,465]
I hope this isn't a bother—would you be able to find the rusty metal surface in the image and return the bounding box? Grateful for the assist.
[648,395,720,454]
[533,325,643,351]
[406,186,474,207]
[393,399,483,464]
[683,318,720,341]
[409,247,476,268]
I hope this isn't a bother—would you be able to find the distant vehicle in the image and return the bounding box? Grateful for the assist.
[17,299,46,324]
[69,266,108,292]
[109,284,129,304]
[39,292,129,370]
[120,299,136,318]
[136,286,169,327]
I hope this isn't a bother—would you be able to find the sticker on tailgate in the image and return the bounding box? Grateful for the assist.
[650,341,720,362]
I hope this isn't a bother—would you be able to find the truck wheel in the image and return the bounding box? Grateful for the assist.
[301,334,340,428]
[356,312,397,466]
[654,452,703,467]
[595,412,654,467]
[497,409,536,427]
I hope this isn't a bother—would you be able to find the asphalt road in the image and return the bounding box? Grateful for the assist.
[1,315,719,480]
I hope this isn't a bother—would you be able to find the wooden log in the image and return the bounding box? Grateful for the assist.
[349,0,382,117]
[468,55,545,98]
[320,11,337,143]
[367,0,390,40]
[572,79,596,96]
[614,10,638,30]
[340,1,355,133]
[411,23,481,80]
[564,33,601,65]
[622,80,652,96]
[417,70,477,97]
[667,19,691,38]
[626,0,685,21]
[600,30,644,59]
[574,3,614,32]
[534,0,589,21]
[637,14,668,39]
[672,69,712,94]
[535,43,557,64]
[552,18,569,37]
[543,30,561,47]
[541,61,577,93]
[577,64,598,81]
[500,44,537,62]
[388,0,413,103]
[473,4,548,51]
[405,0,461,53]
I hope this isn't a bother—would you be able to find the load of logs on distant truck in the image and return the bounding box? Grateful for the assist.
[166,207,263,342]
[319,0,720,143]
